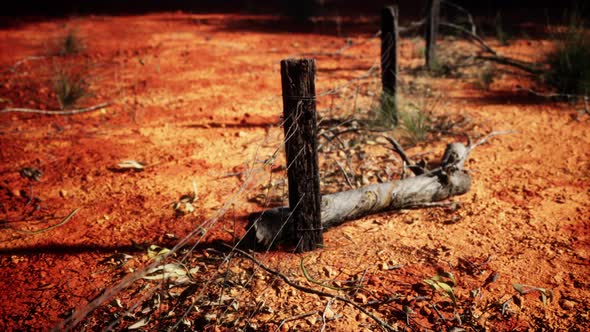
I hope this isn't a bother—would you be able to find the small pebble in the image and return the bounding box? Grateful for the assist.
[354,293,368,304]
[559,299,576,311]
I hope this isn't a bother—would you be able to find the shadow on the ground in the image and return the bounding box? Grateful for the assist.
[3,0,580,38]
[0,243,144,255]
[0,237,234,256]
[456,89,556,106]
[183,121,276,130]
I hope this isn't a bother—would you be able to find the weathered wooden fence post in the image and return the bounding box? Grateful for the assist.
[425,0,441,69]
[381,5,399,97]
[280,58,323,252]
[381,5,400,126]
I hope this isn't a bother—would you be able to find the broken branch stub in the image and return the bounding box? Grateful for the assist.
[247,142,472,248]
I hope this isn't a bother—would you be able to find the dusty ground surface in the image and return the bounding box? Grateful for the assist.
[0,11,589,331]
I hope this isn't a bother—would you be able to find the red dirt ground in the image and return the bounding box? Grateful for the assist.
[0,12,588,331]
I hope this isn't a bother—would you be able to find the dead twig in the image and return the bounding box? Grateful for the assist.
[228,246,397,332]
[1,55,46,75]
[334,160,355,190]
[404,201,459,209]
[515,85,589,101]
[467,130,515,151]
[431,303,446,322]
[275,311,319,332]
[301,256,356,291]
[441,0,476,34]
[380,135,425,176]
[352,268,368,298]
[437,10,545,75]
[1,102,111,115]
[11,208,80,235]
[475,55,544,75]
[440,21,496,55]
[398,18,427,34]
[414,130,513,178]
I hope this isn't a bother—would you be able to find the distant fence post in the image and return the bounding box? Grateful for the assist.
[380,5,400,126]
[280,58,323,252]
[425,0,441,69]
[381,5,399,97]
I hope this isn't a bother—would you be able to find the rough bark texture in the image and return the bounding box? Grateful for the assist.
[381,6,399,96]
[280,58,323,252]
[247,142,472,248]
[425,0,441,69]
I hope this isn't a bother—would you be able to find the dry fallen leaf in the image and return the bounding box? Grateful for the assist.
[128,317,149,330]
[115,160,145,171]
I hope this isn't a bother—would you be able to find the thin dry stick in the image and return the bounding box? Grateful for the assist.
[515,86,590,101]
[475,54,544,75]
[301,256,355,291]
[334,160,355,190]
[380,135,424,176]
[12,208,80,235]
[169,147,309,330]
[439,21,496,55]
[1,102,111,115]
[404,201,458,209]
[398,18,427,33]
[437,9,544,75]
[1,55,46,75]
[441,0,476,33]
[274,311,319,332]
[58,133,286,331]
[228,246,397,332]
[467,130,515,151]
[352,268,368,298]
[54,42,383,330]
[320,297,337,332]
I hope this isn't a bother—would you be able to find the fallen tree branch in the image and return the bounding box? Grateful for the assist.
[0,102,111,115]
[475,55,544,75]
[438,15,545,75]
[515,86,589,116]
[247,132,512,248]
[440,21,497,55]
[228,246,397,332]
[515,85,590,101]
[248,141,472,248]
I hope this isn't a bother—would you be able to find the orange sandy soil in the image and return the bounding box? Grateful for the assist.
[0,12,589,331]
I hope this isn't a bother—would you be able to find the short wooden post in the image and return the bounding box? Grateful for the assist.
[381,5,399,97]
[280,58,323,252]
[425,0,441,69]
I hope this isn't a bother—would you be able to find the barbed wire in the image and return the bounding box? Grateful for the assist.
[55,24,423,330]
